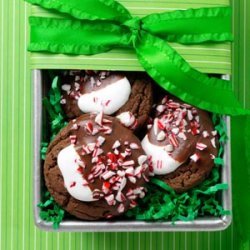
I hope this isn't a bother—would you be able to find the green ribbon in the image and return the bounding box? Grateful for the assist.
[26,0,250,115]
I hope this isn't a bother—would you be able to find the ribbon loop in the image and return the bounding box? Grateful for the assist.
[142,7,233,44]
[25,0,132,22]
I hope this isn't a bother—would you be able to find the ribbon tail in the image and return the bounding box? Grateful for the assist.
[135,32,250,115]
[25,0,132,22]
[245,116,250,243]
[142,7,232,44]
[29,17,130,55]
[231,116,250,249]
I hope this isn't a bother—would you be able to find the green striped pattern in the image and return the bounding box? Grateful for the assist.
[0,0,249,250]
[29,0,231,74]
[232,0,250,108]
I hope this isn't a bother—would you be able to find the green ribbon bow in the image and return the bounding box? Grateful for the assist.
[26,0,250,116]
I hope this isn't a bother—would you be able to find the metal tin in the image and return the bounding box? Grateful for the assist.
[33,70,232,232]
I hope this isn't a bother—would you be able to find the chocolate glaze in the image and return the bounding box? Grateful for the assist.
[80,74,124,93]
[44,114,149,220]
[61,71,124,119]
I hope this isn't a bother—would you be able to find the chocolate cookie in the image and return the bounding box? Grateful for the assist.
[141,96,218,193]
[44,113,150,220]
[60,70,153,129]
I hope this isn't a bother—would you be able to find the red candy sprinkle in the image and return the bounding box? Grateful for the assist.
[178,132,187,141]
[103,118,112,124]
[92,148,103,157]
[168,102,180,109]
[105,194,116,206]
[117,203,125,213]
[130,200,137,208]
[153,118,159,135]
[182,103,192,109]
[95,111,103,126]
[191,126,199,135]
[202,130,209,138]
[116,191,126,203]
[156,160,163,169]
[104,100,111,106]
[196,142,207,151]
[93,97,98,103]
[187,110,193,121]
[103,181,111,189]
[142,174,149,182]
[70,181,76,188]
[77,166,84,174]
[105,214,113,219]
[169,133,179,147]
[96,80,102,87]
[156,105,166,114]
[212,130,217,136]
[112,140,121,149]
[60,99,66,105]
[122,160,135,166]
[128,176,136,183]
[190,153,200,162]
[85,122,93,134]
[126,189,134,196]
[130,143,139,149]
[210,154,215,159]
[72,124,78,130]
[211,138,216,148]
[69,135,77,145]
[161,96,168,104]
[102,171,116,180]
[138,155,147,165]
[130,119,138,130]
[157,119,165,130]
[82,179,88,186]
[88,174,94,181]
[134,166,143,178]
[96,136,105,146]
[107,152,117,162]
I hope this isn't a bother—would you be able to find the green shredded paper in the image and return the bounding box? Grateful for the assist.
[41,75,68,160]
[39,73,68,228]
[40,73,230,228]
[38,191,65,229]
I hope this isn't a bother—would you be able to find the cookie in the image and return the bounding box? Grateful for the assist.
[60,70,153,129]
[44,113,150,220]
[141,95,218,192]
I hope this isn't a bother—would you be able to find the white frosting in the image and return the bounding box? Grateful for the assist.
[141,135,183,175]
[77,77,131,115]
[57,145,95,202]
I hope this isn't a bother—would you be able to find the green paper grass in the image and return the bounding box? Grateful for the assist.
[38,191,65,229]
[126,114,230,221]
[41,75,68,160]
[39,74,68,227]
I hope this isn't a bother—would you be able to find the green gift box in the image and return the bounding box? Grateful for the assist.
[29,0,236,232]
